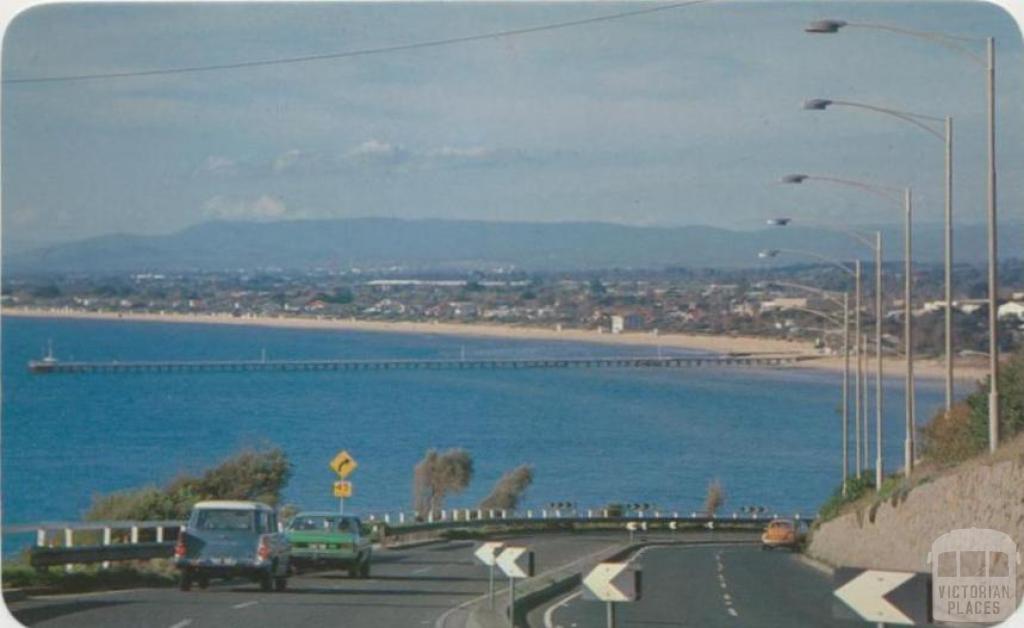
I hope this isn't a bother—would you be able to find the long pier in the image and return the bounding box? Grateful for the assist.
[28,354,817,375]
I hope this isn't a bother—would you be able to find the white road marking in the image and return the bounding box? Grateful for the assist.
[543,590,582,628]
[411,566,433,575]
[720,581,727,589]
[728,608,739,617]
[169,620,193,628]
[723,593,731,601]
[232,601,258,609]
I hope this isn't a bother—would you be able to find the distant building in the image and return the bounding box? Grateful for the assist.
[759,297,808,313]
[611,313,644,334]
[997,302,1024,321]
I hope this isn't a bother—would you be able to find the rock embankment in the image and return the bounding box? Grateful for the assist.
[807,450,1024,598]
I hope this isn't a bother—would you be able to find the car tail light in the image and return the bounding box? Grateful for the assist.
[257,536,271,560]
[174,531,187,558]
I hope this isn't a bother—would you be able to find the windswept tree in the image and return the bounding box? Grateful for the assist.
[704,478,725,517]
[478,465,534,510]
[412,448,474,517]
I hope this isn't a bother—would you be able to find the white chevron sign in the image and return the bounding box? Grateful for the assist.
[495,546,533,579]
[834,569,925,625]
[473,542,504,566]
[583,562,642,602]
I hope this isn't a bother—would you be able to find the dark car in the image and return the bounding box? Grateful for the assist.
[174,500,291,592]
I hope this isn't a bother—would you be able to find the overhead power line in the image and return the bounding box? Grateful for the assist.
[4,0,713,85]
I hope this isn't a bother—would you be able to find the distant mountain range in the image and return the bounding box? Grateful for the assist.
[4,218,1022,274]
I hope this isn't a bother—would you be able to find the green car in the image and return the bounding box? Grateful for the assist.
[285,512,372,577]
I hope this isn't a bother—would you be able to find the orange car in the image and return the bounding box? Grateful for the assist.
[761,518,798,551]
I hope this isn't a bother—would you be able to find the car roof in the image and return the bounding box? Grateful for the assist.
[192,500,274,511]
[291,511,360,518]
[768,518,795,525]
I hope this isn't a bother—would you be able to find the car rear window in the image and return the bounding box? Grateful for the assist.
[289,515,357,532]
[191,509,256,531]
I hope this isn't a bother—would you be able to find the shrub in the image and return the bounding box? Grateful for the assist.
[478,465,534,510]
[920,403,981,466]
[817,475,874,523]
[86,447,292,521]
[704,479,725,517]
[412,448,474,517]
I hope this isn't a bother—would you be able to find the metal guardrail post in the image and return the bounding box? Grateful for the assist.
[102,527,112,569]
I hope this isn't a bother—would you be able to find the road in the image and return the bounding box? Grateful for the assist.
[5,533,627,628]
[533,543,835,628]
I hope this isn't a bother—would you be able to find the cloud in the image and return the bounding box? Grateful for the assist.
[345,139,409,165]
[203,195,293,221]
[196,155,240,177]
[425,146,494,159]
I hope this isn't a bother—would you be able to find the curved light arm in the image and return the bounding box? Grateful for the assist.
[809,20,986,66]
[782,306,845,327]
[767,218,878,252]
[760,248,856,276]
[780,173,904,205]
[808,98,945,142]
[762,280,845,309]
[800,326,845,337]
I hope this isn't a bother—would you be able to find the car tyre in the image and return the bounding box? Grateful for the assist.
[179,570,193,591]
[260,572,273,592]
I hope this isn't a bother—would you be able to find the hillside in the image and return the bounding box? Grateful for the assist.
[5,218,1023,274]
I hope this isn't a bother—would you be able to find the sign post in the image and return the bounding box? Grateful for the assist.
[329,450,358,515]
[583,561,642,628]
[474,542,505,608]
[495,546,534,627]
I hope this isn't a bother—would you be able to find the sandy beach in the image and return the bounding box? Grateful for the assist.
[3,307,989,384]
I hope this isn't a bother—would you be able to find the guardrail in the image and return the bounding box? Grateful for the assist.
[8,509,814,569]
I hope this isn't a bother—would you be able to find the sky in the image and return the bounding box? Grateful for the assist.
[2,0,1022,246]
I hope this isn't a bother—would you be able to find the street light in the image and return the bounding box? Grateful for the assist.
[761,281,853,494]
[803,97,954,412]
[759,249,863,480]
[803,18,1000,453]
[758,269,853,496]
[779,173,911,483]
[766,217,880,473]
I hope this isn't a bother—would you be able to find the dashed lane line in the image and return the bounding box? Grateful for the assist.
[169,620,193,628]
[232,600,258,609]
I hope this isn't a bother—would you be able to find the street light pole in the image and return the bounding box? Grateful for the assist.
[904,187,915,475]
[802,98,949,415]
[987,37,1000,452]
[874,231,884,489]
[843,292,850,496]
[944,116,954,412]
[854,260,863,476]
[803,18,999,452]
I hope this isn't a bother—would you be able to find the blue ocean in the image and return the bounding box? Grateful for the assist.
[2,315,943,553]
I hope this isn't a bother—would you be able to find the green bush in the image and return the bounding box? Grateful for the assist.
[920,349,1024,465]
[86,447,292,521]
[817,475,874,523]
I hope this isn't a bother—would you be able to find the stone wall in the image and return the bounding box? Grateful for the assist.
[807,453,1024,602]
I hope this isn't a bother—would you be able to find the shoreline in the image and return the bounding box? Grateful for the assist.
[2,307,988,383]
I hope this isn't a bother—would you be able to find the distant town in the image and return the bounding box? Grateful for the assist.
[5,261,1024,356]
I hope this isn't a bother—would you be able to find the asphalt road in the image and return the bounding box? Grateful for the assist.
[5,533,627,628]
[534,543,835,628]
